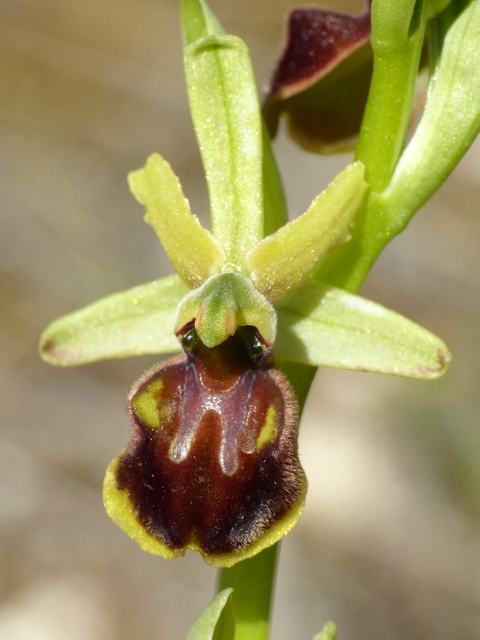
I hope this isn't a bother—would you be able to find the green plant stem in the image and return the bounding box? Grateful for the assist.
[315,0,428,292]
[356,0,427,191]
[217,543,278,640]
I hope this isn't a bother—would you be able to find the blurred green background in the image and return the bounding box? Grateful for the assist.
[1,0,479,638]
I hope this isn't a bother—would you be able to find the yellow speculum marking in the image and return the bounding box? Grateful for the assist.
[131,379,164,428]
[255,405,277,450]
[103,455,307,568]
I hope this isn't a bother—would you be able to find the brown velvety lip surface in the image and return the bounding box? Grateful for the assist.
[116,325,305,558]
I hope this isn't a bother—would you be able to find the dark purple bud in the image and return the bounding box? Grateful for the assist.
[264,3,372,153]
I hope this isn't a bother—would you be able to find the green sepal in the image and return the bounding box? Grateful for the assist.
[180,0,225,45]
[128,153,225,289]
[181,0,289,238]
[245,162,367,302]
[186,589,235,640]
[313,621,338,640]
[176,272,277,348]
[184,35,263,268]
[39,275,187,365]
[275,279,451,379]
[382,0,480,232]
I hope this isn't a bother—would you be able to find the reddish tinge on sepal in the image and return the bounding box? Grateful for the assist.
[263,2,372,153]
[103,322,306,568]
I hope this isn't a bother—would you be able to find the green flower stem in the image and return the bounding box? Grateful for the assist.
[217,543,278,640]
[321,0,480,293]
[313,0,429,292]
[355,0,427,191]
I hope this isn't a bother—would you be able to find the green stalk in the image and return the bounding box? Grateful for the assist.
[356,0,428,190]
[217,544,278,640]
[315,0,428,291]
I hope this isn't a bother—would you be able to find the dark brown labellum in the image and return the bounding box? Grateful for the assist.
[103,322,306,567]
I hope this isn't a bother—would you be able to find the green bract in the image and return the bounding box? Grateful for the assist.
[186,589,234,640]
[187,587,338,640]
[385,0,480,227]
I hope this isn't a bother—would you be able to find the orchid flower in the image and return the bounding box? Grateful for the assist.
[39,0,450,571]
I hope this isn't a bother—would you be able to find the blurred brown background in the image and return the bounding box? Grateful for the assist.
[1,0,479,638]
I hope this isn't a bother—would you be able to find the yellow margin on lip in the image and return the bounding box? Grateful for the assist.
[103,455,183,560]
[204,480,307,568]
[103,454,307,568]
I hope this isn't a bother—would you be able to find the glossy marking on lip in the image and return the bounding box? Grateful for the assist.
[104,321,306,567]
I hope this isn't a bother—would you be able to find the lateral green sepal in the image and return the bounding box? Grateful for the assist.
[246,162,367,302]
[39,275,187,365]
[175,272,277,347]
[275,279,451,379]
[128,154,225,289]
